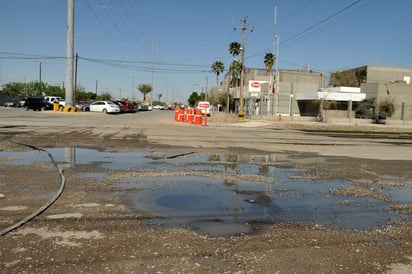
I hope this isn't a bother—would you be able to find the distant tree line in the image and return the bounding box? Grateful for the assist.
[1,81,98,101]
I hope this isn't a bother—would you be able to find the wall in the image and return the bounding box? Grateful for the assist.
[361,82,412,120]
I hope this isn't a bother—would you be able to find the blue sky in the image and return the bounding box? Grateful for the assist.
[1,0,411,102]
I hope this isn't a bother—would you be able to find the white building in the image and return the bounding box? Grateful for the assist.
[295,87,366,117]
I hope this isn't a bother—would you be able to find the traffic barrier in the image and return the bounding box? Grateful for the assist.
[203,113,207,126]
[187,108,194,123]
[178,108,185,122]
[194,109,202,125]
[173,107,208,126]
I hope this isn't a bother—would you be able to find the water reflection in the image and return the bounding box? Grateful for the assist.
[0,148,410,237]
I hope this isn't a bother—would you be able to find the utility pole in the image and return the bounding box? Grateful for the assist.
[131,77,135,99]
[235,16,254,120]
[274,34,280,115]
[74,53,78,103]
[39,62,42,82]
[65,0,74,107]
[205,74,208,101]
[150,41,154,105]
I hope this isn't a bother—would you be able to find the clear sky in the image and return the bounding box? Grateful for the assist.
[1,0,411,103]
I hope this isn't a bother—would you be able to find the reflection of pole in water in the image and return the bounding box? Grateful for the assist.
[63,147,76,167]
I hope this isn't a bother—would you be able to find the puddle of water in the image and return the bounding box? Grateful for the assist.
[117,175,407,237]
[1,148,411,237]
[0,150,50,165]
[118,176,282,237]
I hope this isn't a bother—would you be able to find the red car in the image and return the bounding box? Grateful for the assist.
[116,101,136,113]
[114,101,128,112]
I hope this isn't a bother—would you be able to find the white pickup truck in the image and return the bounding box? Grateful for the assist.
[44,96,66,109]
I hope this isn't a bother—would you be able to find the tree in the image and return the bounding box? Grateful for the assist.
[229,60,242,87]
[211,60,224,85]
[229,42,241,58]
[1,82,25,97]
[96,92,112,101]
[263,53,275,74]
[188,92,200,106]
[329,71,359,87]
[137,83,152,102]
[187,91,207,106]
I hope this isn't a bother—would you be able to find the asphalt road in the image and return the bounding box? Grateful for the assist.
[1,107,412,161]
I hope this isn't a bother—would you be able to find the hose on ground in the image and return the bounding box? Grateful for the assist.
[0,142,65,236]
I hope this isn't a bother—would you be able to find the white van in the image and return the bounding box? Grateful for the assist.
[197,101,211,116]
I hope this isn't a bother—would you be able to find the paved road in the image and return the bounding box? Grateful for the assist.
[1,107,412,160]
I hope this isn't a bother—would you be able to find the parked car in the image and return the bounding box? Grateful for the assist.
[131,102,141,112]
[139,104,149,111]
[23,97,54,111]
[114,101,128,113]
[89,101,120,114]
[121,101,136,113]
[76,101,90,112]
[44,96,66,110]
[4,100,21,108]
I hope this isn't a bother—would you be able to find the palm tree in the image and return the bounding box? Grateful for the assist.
[229,60,242,87]
[137,83,152,102]
[211,60,224,85]
[229,42,241,59]
[264,53,275,74]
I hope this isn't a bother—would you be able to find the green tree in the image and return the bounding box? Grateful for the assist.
[96,92,112,101]
[329,71,359,87]
[264,53,275,74]
[188,91,200,106]
[229,41,241,58]
[45,85,65,97]
[76,91,97,101]
[1,82,25,97]
[378,98,395,118]
[137,83,152,102]
[229,60,242,87]
[211,60,224,85]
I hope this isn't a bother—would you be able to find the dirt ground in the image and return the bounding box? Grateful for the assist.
[0,109,411,273]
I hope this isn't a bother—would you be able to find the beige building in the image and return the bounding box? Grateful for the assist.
[343,66,412,120]
[213,68,326,116]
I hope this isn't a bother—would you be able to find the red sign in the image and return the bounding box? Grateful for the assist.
[251,82,260,88]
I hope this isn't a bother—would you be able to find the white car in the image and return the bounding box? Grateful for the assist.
[89,101,120,114]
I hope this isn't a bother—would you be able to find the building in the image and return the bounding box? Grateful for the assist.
[339,66,412,121]
[296,87,366,117]
[214,67,326,116]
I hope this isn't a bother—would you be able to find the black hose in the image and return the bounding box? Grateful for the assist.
[0,142,65,236]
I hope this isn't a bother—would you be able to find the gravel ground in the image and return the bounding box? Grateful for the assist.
[0,108,411,273]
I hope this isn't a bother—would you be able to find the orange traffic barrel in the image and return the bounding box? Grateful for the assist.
[194,109,202,125]
[178,108,185,122]
[187,108,194,123]
[175,108,179,121]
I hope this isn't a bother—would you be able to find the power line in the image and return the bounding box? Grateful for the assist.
[281,0,365,47]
